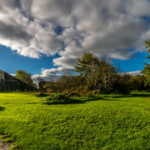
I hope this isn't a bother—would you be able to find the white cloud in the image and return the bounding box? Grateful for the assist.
[0,0,150,72]
[10,74,16,76]
[126,70,143,76]
[32,67,74,81]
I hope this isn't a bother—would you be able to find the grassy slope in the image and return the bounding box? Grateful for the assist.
[0,92,150,149]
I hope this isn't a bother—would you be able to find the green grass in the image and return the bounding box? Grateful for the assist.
[1,92,150,149]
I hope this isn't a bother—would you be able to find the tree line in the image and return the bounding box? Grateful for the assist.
[42,39,150,95]
[42,50,150,95]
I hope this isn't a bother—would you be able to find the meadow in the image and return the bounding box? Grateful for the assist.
[1,92,150,149]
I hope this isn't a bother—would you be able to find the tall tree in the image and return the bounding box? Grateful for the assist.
[141,39,150,87]
[96,55,119,90]
[15,70,33,86]
[129,75,146,91]
[141,39,150,75]
[74,52,120,91]
[74,52,100,88]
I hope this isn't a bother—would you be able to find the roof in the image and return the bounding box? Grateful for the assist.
[0,69,36,89]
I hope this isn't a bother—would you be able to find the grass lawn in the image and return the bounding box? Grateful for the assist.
[1,92,150,149]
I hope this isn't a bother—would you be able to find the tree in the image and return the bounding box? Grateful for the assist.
[56,74,84,92]
[141,39,150,75]
[74,52,100,88]
[129,75,146,91]
[74,52,121,92]
[15,70,33,86]
[141,39,150,88]
[111,73,131,95]
[33,76,44,91]
[33,76,43,86]
[96,55,120,91]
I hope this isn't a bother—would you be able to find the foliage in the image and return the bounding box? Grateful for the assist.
[43,74,85,94]
[57,75,84,92]
[42,52,140,95]
[74,52,100,87]
[96,55,120,91]
[38,52,132,95]
[141,39,150,88]
[74,52,125,94]
[35,93,50,97]
[43,82,57,92]
[129,75,147,91]
[33,76,44,91]
[15,70,34,86]
[111,74,131,94]
[46,93,65,101]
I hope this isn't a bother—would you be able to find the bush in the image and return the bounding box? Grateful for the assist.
[99,86,110,94]
[43,93,83,105]
[46,93,65,101]
[110,94,120,98]
[112,82,130,95]
[63,89,69,95]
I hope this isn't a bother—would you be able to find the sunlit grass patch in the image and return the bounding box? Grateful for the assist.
[0,92,150,149]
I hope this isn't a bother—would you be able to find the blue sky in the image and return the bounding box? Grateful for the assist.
[0,0,150,79]
[0,45,59,75]
[114,51,149,72]
[0,45,148,76]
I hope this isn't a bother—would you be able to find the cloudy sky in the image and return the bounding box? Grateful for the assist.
[0,0,150,79]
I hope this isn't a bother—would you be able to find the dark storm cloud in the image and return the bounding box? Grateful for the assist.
[0,21,32,42]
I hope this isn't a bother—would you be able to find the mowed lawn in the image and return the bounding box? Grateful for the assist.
[1,92,150,150]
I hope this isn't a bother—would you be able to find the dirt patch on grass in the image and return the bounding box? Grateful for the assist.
[0,139,13,150]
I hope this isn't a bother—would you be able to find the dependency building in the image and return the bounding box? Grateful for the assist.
[0,70,35,91]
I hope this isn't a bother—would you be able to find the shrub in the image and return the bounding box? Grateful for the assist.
[79,86,90,95]
[46,93,65,101]
[63,89,69,95]
[92,89,100,95]
[66,92,80,98]
[110,94,120,98]
[85,91,93,96]
[99,86,110,94]
[112,82,130,95]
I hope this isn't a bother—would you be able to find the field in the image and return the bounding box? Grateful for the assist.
[1,92,150,150]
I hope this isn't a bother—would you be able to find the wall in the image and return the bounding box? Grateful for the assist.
[0,70,4,80]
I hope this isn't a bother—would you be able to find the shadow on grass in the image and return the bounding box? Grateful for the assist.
[35,93,50,97]
[44,95,122,105]
[26,102,38,104]
[0,106,5,111]
[44,98,85,105]
[130,93,150,97]
[83,96,104,102]
[112,93,150,98]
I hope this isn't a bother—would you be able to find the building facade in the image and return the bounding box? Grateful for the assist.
[0,70,35,91]
[0,70,4,80]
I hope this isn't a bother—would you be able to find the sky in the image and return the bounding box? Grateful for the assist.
[0,0,150,80]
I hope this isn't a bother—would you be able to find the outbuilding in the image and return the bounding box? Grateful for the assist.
[0,70,35,91]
